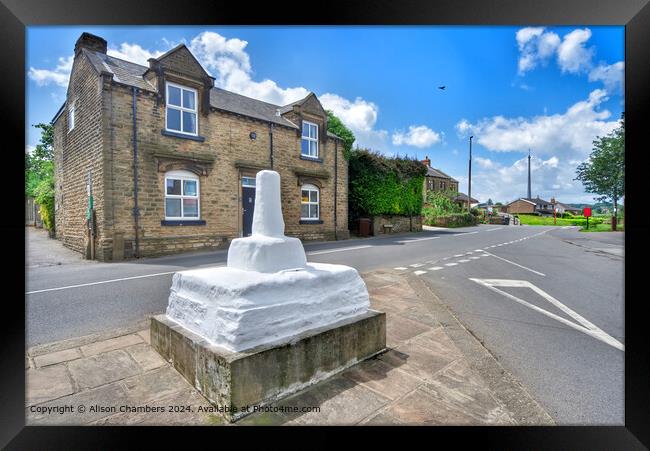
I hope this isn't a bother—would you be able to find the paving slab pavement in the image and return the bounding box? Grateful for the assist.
[26,269,553,426]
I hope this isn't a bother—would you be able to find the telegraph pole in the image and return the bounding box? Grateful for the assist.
[468,136,473,214]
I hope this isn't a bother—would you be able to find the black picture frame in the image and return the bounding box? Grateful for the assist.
[4,0,648,448]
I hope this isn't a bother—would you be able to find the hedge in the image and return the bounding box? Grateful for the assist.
[348,149,426,217]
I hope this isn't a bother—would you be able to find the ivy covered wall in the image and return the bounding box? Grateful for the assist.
[348,149,426,221]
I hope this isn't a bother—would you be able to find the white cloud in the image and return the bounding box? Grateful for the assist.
[467,155,595,204]
[188,31,308,106]
[107,43,165,66]
[25,145,35,154]
[474,156,495,169]
[588,61,624,94]
[455,89,618,156]
[557,28,594,74]
[391,125,441,148]
[543,156,559,168]
[455,119,472,136]
[516,27,544,47]
[516,27,560,75]
[320,94,379,132]
[28,55,73,87]
[515,27,622,95]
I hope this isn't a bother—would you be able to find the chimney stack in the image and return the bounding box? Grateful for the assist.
[421,155,431,168]
[74,32,107,56]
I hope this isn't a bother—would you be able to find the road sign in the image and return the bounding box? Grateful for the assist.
[583,207,591,217]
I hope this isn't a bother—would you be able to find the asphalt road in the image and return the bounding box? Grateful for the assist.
[410,226,624,425]
[25,224,624,424]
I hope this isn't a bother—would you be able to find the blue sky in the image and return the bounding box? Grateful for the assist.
[26,26,624,203]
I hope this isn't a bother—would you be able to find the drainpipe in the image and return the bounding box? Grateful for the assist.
[268,121,274,169]
[132,87,140,258]
[334,139,338,240]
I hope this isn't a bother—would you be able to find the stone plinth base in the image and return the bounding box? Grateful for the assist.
[150,310,386,422]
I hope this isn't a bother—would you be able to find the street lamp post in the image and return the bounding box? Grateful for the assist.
[468,136,473,214]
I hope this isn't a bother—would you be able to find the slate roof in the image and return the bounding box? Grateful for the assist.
[75,49,342,138]
[82,49,156,91]
[508,198,536,206]
[426,166,458,182]
[507,197,553,208]
[524,196,552,207]
[454,192,479,203]
[209,87,299,129]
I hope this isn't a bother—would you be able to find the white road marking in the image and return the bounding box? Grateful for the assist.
[443,257,450,260]
[454,254,463,257]
[486,227,503,232]
[465,252,473,255]
[410,263,424,268]
[395,236,440,244]
[474,249,483,252]
[459,259,471,263]
[453,231,479,236]
[429,266,444,271]
[25,265,227,295]
[444,263,458,267]
[469,256,480,260]
[469,278,624,351]
[394,267,408,271]
[483,251,545,276]
[414,270,427,275]
[307,245,372,255]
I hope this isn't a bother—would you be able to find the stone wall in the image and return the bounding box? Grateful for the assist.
[53,54,107,258]
[425,175,458,194]
[371,215,422,235]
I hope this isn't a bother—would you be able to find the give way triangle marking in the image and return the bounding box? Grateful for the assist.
[469,278,624,352]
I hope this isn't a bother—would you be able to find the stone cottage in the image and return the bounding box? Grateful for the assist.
[421,156,459,194]
[52,32,348,261]
[420,156,477,208]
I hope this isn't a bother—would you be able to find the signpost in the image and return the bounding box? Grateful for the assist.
[583,207,591,229]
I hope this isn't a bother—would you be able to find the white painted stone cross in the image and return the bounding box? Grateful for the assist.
[165,170,370,352]
[227,170,307,273]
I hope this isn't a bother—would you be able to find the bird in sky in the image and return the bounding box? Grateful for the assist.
[438,85,446,90]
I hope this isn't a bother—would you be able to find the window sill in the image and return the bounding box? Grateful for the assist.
[161,219,206,226]
[300,155,323,163]
[299,219,324,225]
[161,129,206,142]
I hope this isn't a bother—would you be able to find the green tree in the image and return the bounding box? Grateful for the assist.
[424,189,463,216]
[26,123,56,234]
[575,114,624,231]
[326,110,355,159]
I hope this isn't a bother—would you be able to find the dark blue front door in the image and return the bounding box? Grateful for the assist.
[242,185,255,237]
